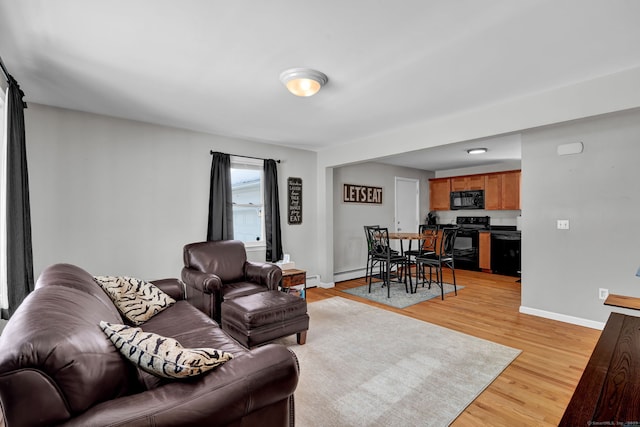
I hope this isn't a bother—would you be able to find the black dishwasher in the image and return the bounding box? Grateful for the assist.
[491,233,521,277]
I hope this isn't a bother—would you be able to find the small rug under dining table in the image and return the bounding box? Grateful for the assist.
[342,279,461,309]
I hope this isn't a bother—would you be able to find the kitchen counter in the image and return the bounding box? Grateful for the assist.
[488,226,521,238]
[490,231,521,240]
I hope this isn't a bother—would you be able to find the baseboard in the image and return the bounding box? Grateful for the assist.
[334,268,367,283]
[306,274,334,289]
[317,281,335,289]
[519,306,605,330]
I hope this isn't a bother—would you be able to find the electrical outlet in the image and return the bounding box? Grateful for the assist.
[557,219,570,230]
[599,288,609,300]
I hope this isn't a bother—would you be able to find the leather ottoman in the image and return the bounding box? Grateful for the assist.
[221,290,309,348]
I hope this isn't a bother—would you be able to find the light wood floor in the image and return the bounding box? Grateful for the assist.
[305,269,601,426]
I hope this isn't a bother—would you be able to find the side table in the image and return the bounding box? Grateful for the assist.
[281,268,306,299]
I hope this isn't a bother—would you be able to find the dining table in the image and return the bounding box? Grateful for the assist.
[388,231,440,293]
[387,232,422,255]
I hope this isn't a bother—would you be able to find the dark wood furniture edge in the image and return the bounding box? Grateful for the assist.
[559,312,624,426]
[592,314,640,421]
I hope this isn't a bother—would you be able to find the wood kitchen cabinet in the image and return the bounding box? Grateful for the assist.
[429,178,450,211]
[479,231,491,271]
[484,174,501,210]
[501,170,521,210]
[451,175,485,191]
[484,170,521,210]
[430,170,520,211]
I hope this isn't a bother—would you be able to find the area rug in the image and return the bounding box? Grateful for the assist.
[277,297,521,427]
[342,280,462,309]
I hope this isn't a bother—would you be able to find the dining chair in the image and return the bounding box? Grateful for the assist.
[368,227,411,297]
[404,224,439,283]
[415,226,458,299]
[363,225,380,285]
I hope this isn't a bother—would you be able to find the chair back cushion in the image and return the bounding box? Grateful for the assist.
[184,240,247,283]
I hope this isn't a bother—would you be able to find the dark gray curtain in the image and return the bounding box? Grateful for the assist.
[264,159,283,262]
[207,152,233,241]
[2,75,34,319]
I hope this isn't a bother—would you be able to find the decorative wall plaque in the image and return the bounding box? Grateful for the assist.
[343,183,383,204]
[287,177,302,225]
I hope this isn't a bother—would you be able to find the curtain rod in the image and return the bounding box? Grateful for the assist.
[210,150,280,163]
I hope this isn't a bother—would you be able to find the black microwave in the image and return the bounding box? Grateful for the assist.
[450,190,484,210]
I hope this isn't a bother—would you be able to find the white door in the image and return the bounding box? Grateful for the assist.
[395,177,420,234]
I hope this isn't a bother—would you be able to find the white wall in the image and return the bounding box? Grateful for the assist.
[25,104,318,281]
[332,162,433,280]
[521,108,640,325]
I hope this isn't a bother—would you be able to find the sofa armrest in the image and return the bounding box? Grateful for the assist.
[149,278,185,300]
[181,268,223,294]
[245,262,283,291]
[62,344,299,427]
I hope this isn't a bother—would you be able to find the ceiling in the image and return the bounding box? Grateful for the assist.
[1,1,639,170]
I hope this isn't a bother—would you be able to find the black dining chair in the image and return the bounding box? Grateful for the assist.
[415,226,458,299]
[404,224,439,283]
[368,227,411,297]
[363,225,381,285]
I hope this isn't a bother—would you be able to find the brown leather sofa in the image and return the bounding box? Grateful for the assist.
[182,240,283,323]
[0,263,299,426]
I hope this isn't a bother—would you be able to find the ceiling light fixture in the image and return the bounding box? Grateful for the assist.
[467,148,488,155]
[279,68,328,97]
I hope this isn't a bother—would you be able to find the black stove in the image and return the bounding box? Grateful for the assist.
[456,216,490,230]
[451,216,490,271]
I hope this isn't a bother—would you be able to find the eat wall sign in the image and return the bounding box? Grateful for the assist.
[343,183,383,204]
[287,177,303,225]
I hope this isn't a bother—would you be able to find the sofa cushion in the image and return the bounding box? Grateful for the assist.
[94,276,176,325]
[136,300,248,389]
[222,280,271,300]
[100,321,234,379]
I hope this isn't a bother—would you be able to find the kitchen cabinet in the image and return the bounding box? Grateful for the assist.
[451,175,484,191]
[479,231,491,271]
[484,170,521,210]
[484,174,501,210]
[429,178,450,211]
[430,170,520,211]
[501,171,521,210]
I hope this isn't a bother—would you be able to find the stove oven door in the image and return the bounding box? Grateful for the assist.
[453,229,480,271]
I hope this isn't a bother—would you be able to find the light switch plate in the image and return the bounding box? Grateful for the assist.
[557,219,570,230]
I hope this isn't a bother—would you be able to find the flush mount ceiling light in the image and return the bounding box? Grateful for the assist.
[467,148,488,155]
[279,68,328,97]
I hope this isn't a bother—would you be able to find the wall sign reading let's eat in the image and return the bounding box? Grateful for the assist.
[343,183,383,204]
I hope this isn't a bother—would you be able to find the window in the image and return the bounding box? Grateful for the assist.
[230,157,264,246]
[0,87,7,310]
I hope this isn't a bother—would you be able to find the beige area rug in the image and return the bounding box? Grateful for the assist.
[277,297,521,427]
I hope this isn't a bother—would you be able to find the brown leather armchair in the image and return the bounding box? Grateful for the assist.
[182,240,283,323]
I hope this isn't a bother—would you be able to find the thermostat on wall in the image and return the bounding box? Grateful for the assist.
[557,142,583,156]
